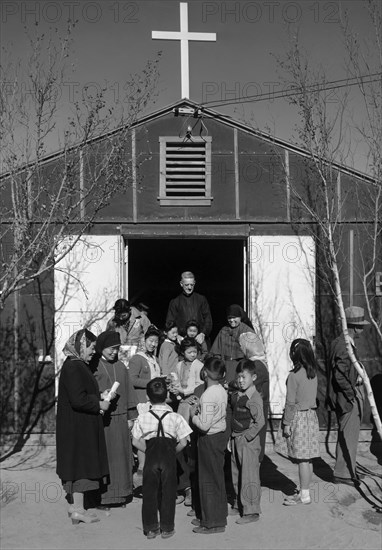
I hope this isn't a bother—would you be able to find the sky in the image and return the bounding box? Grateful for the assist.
[1,0,378,172]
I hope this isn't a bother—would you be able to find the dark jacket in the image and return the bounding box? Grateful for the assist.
[328,334,359,415]
[56,357,109,481]
[166,292,212,337]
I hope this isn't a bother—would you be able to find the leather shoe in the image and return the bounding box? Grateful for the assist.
[145,529,160,539]
[184,487,192,506]
[71,510,100,524]
[191,518,200,526]
[235,514,259,524]
[192,526,225,534]
[161,530,175,539]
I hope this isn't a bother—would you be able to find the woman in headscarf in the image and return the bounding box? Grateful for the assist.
[56,329,111,524]
[93,330,138,509]
[210,304,266,383]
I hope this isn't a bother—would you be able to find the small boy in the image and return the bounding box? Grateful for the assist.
[132,377,192,539]
[190,356,228,535]
[185,320,208,361]
[229,359,265,524]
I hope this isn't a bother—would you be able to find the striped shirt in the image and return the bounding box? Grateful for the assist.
[131,403,193,441]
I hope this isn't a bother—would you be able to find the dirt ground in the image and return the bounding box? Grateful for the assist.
[1,440,381,550]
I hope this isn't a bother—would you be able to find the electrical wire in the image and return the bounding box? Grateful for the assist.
[200,72,382,110]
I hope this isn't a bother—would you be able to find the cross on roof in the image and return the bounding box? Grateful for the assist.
[152,2,216,99]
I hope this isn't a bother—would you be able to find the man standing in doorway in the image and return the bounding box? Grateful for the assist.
[166,271,212,347]
[328,306,370,486]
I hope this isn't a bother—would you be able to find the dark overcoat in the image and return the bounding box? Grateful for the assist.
[56,357,109,481]
[166,292,213,337]
[328,334,359,415]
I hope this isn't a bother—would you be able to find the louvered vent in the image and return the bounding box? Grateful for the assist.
[165,142,206,197]
[159,137,212,206]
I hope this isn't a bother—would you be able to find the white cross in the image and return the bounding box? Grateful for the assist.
[152,2,216,99]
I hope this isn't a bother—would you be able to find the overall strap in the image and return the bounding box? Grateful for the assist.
[149,410,171,437]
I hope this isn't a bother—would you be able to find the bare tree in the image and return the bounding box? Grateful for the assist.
[274,0,382,438]
[0,23,160,309]
[341,0,382,341]
[0,23,160,451]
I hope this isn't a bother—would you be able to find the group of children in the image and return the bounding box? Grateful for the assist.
[131,350,266,539]
[98,309,320,540]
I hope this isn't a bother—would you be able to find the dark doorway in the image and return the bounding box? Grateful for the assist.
[127,238,244,343]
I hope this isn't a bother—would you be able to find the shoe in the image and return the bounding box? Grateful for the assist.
[176,494,185,505]
[83,509,98,518]
[192,526,225,534]
[68,506,97,518]
[184,487,192,506]
[146,529,160,539]
[332,476,357,487]
[161,530,175,539]
[283,494,311,506]
[235,514,259,524]
[187,508,196,517]
[191,518,201,526]
[71,509,100,524]
[133,470,143,488]
[228,507,240,516]
[95,504,111,511]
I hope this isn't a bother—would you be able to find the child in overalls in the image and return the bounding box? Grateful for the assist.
[132,377,192,540]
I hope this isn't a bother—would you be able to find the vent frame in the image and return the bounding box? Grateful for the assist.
[158,136,212,206]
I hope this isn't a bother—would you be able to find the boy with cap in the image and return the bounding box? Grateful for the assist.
[328,306,369,485]
[131,377,192,540]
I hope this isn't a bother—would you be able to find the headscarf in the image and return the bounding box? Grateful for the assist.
[226,304,243,318]
[95,330,121,355]
[62,328,97,361]
[239,331,267,364]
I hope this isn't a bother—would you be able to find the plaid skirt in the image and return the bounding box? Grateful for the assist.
[275,409,320,460]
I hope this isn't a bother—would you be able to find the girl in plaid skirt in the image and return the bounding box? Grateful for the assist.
[275,339,320,505]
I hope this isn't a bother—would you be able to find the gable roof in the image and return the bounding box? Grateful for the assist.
[131,98,376,185]
[1,98,376,185]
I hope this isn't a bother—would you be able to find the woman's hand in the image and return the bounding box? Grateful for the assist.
[101,389,117,401]
[100,400,110,411]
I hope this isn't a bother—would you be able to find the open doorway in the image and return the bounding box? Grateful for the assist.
[127,238,245,343]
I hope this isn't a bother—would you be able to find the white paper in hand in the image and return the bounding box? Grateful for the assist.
[104,381,120,402]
